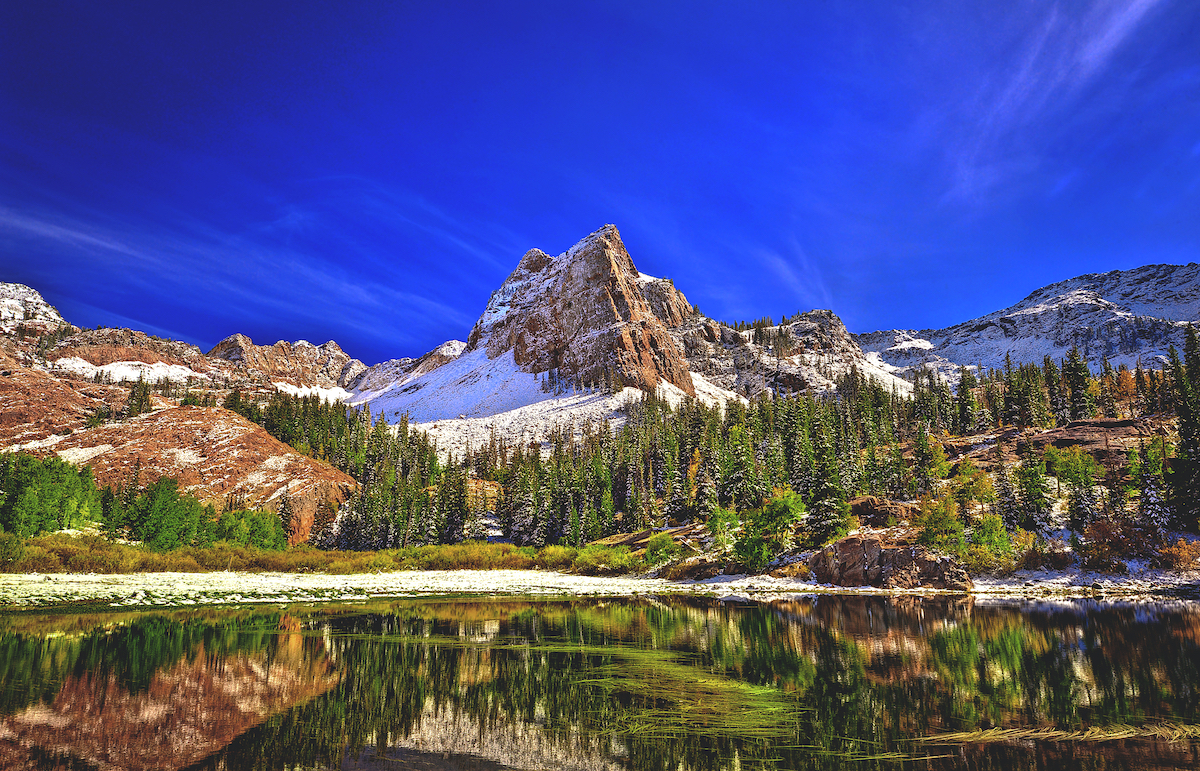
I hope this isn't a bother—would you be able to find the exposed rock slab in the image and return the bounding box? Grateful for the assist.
[208,333,366,388]
[807,535,973,590]
[466,224,697,395]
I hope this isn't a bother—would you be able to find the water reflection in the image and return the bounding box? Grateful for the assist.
[1,596,1199,770]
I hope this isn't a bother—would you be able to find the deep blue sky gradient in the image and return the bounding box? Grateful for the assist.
[2,1,1198,364]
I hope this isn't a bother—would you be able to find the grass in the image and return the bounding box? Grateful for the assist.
[918,722,1200,744]
[0,534,645,576]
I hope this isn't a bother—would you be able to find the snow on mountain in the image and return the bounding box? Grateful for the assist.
[49,357,212,385]
[347,339,466,394]
[0,282,65,329]
[345,225,910,452]
[858,263,1200,380]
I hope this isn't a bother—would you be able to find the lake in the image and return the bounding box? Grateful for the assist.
[2,594,1199,770]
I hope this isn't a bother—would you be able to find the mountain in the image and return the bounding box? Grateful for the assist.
[345,225,910,453]
[858,263,1200,380]
[208,333,367,391]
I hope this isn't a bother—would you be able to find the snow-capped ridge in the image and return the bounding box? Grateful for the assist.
[858,262,1200,380]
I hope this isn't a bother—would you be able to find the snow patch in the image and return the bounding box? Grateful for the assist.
[50,357,209,384]
[272,381,352,403]
[56,445,113,465]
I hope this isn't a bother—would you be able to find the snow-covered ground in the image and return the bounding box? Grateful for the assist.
[273,381,353,402]
[2,567,1195,610]
[49,356,210,384]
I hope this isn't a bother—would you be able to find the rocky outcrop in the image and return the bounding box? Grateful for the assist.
[466,224,697,395]
[207,333,367,388]
[42,406,356,544]
[807,535,973,590]
[667,309,909,398]
[0,282,64,327]
[48,327,213,371]
[848,496,921,528]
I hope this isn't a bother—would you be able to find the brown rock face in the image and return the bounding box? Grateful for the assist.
[207,333,366,388]
[49,327,213,371]
[807,535,973,591]
[0,356,129,447]
[44,406,355,544]
[848,496,921,528]
[466,224,696,396]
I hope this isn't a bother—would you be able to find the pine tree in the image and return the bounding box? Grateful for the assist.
[1014,441,1053,532]
[1064,347,1094,421]
[1169,328,1200,526]
[992,461,1022,533]
[806,415,851,545]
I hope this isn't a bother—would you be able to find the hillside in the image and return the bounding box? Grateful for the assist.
[858,263,1200,380]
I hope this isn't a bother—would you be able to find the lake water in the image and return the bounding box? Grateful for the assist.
[2,595,1199,770]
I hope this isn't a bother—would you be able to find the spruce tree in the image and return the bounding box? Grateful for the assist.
[1064,347,1094,421]
[806,415,851,545]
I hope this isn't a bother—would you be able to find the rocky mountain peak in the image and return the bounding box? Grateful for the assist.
[466,224,697,396]
[207,334,366,388]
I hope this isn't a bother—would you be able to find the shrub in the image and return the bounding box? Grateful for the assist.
[0,532,25,566]
[645,532,682,565]
[915,496,965,555]
[572,545,641,575]
[535,545,578,571]
[1157,539,1200,571]
[706,507,739,552]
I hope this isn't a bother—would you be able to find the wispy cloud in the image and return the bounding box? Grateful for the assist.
[943,0,1167,203]
[0,189,488,356]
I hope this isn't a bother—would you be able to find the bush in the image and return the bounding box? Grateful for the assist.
[1157,539,1200,571]
[572,545,641,575]
[706,507,738,552]
[0,532,25,565]
[535,545,578,571]
[961,513,1015,575]
[645,532,682,565]
[915,496,965,555]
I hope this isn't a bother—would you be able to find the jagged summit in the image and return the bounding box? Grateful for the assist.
[208,334,367,388]
[467,224,697,396]
[858,262,1200,379]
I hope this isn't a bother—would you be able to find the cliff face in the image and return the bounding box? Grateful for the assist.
[466,224,697,396]
[207,334,367,388]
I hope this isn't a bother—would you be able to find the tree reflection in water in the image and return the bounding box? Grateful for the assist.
[2,596,1200,770]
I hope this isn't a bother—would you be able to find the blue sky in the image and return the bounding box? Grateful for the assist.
[2,1,1198,364]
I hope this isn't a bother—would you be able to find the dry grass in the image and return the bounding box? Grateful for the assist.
[1,534,641,576]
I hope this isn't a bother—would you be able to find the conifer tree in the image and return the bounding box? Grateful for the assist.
[1064,347,1094,421]
[806,415,851,544]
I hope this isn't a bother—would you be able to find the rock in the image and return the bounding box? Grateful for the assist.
[848,496,920,527]
[807,535,973,591]
[466,224,697,395]
[41,406,356,544]
[769,562,811,579]
[207,334,367,389]
[663,555,723,580]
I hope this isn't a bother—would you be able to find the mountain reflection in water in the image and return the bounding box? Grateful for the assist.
[1,596,1199,770]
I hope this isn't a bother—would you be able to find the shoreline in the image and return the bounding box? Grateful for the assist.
[0,566,1197,610]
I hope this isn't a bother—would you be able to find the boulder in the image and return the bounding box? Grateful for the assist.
[807,535,973,591]
[848,496,920,527]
